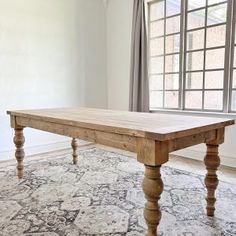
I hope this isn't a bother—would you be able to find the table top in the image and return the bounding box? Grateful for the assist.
[7,107,235,141]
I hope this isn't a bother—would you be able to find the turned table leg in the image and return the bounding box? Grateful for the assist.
[71,138,78,165]
[14,128,25,179]
[142,165,163,236]
[204,143,220,216]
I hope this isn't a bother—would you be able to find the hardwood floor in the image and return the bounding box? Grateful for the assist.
[167,154,236,184]
[93,144,236,185]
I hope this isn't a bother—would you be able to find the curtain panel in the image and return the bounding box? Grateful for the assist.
[129,0,149,112]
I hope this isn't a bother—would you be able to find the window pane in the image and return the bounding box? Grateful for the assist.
[206,25,226,48]
[150,91,163,108]
[185,91,202,109]
[233,70,236,88]
[186,51,204,71]
[205,71,224,89]
[231,91,236,111]
[150,38,164,56]
[150,75,163,90]
[150,20,164,37]
[165,91,179,108]
[166,0,181,17]
[165,54,180,72]
[187,9,205,30]
[150,1,165,21]
[205,48,225,69]
[166,16,180,34]
[234,46,236,67]
[148,0,229,113]
[207,4,227,26]
[188,0,206,10]
[165,74,179,90]
[204,91,223,110]
[235,25,236,44]
[185,72,203,89]
[150,57,164,74]
[187,29,205,51]
[166,34,180,54]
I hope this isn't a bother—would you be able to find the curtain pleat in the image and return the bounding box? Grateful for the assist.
[129,0,149,112]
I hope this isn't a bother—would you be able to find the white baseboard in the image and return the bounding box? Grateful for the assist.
[174,149,236,168]
[0,140,89,161]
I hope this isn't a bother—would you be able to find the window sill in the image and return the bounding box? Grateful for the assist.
[150,108,236,119]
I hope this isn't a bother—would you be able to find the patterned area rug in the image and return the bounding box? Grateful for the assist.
[0,147,236,236]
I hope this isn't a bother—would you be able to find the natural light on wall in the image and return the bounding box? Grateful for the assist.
[148,0,236,113]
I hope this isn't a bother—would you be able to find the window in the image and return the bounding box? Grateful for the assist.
[148,0,236,113]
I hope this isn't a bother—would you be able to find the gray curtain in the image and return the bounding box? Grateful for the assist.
[129,0,149,112]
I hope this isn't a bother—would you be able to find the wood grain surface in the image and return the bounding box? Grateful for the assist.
[7,107,234,141]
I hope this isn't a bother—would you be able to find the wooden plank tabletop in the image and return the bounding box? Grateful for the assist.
[7,108,235,141]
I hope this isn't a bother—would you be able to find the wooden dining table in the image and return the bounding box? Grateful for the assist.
[7,107,235,236]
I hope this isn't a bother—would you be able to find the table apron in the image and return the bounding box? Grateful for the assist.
[12,116,223,165]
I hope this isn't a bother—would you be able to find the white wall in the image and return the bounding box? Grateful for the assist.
[82,0,107,108]
[107,0,133,110]
[1,0,235,167]
[106,0,236,167]
[0,0,107,160]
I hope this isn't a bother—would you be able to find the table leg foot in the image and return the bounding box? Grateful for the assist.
[142,165,163,236]
[14,128,25,179]
[204,144,220,216]
[71,138,78,165]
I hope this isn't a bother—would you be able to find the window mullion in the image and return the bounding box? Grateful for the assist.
[202,1,208,111]
[180,0,187,110]
[148,0,232,112]
[224,0,234,112]
[163,0,166,108]
[228,0,236,112]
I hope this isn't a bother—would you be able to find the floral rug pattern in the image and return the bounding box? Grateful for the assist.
[0,147,235,236]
